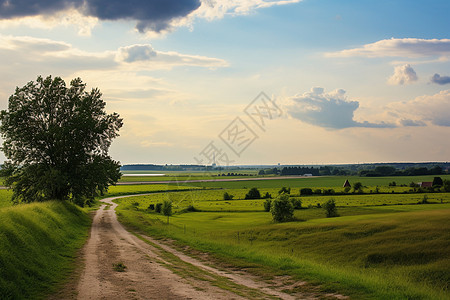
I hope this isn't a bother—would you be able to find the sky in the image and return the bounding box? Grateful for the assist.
[0,0,450,166]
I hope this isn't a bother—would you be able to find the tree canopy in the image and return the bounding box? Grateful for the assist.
[0,75,123,205]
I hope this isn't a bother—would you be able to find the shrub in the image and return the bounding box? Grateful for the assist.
[388,181,396,187]
[313,189,322,195]
[419,195,429,204]
[290,198,302,209]
[278,187,291,194]
[323,199,339,218]
[323,189,335,195]
[444,180,450,192]
[223,192,234,200]
[344,186,351,193]
[353,182,363,193]
[270,194,294,222]
[245,187,261,199]
[155,203,162,213]
[112,262,127,272]
[263,192,272,199]
[263,199,272,212]
[186,205,198,212]
[300,188,313,196]
[147,204,155,210]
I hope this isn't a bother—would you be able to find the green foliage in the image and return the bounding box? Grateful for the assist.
[270,194,294,222]
[323,199,339,217]
[300,188,313,195]
[263,199,272,212]
[155,203,162,213]
[245,187,261,199]
[0,76,122,205]
[223,192,234,200]
[0,201,90,299]
[353,182,363,193]
[432,177,443,187]
[322,188,335,195]
[278,186,290,194]
[444,180,450,192]
[263,192,272,199]
[344,186,351,193]
[162,200,173,223]
[290,198,302,209]
[313,189,322,195]
[148,204,155,210]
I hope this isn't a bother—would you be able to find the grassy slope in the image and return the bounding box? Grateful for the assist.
[0,201,91,299]
[116,194,450,299]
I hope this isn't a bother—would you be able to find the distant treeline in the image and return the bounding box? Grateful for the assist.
[359,165,444,177]
[280,166,321,176]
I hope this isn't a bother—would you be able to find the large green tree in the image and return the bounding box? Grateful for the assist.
[0,75,123,205]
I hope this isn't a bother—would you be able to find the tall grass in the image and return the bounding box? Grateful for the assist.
[0,201,90,299]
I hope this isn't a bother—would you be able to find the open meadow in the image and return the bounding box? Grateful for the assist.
[114,175,450,300]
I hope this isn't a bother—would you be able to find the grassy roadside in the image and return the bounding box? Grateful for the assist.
[115,198,450,300]
[0,201,91,299]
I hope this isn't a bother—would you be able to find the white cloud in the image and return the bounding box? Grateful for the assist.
[388,90,450,127]
[326,38,450,58]
[388,64,418,85]
[284,87,395,129]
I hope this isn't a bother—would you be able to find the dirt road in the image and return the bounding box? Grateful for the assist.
[60,195,345,299]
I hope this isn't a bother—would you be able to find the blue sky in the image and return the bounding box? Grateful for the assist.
[0,0,449,165]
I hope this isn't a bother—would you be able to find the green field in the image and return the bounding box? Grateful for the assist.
[115,176,450,300]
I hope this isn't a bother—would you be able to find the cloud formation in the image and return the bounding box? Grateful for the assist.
[0,0,201,33]
[326,38,450,58]
[285,87,395,129]
[388,64,418,85]
[431,73,450,85]
[0,0,300,34]
[388,90,450,127]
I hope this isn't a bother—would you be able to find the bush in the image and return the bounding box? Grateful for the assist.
[300,188,313,196]
[263,199,272,212]
[223,192,234,200]
[245,187,261,199]
[323,199,339,218]
[270,194,294,222]
[353,182,363,193]
[313,189,322,195]
[409,181,419,188]
[147,204,155,210]
[290,198,302,209]
[263,192,272,199]
[444,180,450,192]
[344,186,351,193]
[278,187,291,194]
[155,203,162,213]
[323,189,335,195]
[186,205,198,212]
[388,181,396,187]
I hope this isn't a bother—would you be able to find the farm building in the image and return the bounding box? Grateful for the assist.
[418,182,433,188]
[343,179,351,188]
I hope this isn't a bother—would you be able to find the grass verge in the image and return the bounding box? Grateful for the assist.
[0,201,91,299]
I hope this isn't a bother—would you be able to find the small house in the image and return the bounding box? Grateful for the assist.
[418,182,433,188]
[343,179,351,188]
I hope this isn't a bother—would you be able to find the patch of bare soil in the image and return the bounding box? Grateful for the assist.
[53,195,348,300]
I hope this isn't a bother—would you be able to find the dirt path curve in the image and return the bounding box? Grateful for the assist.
[73,194,316,300]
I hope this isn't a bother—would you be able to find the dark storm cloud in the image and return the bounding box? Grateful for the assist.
[0,0,201,32]
[0,0,82,17]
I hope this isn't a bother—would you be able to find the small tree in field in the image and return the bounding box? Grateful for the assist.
[162,200,172,224]
[223,192,234,200]
[0,76,122,206]
[323,199,339,218]
[263,199,272,212]
[432,177,443,187]
[245,187,261,199]
[353,182,363,193]
[270,194,294,222]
